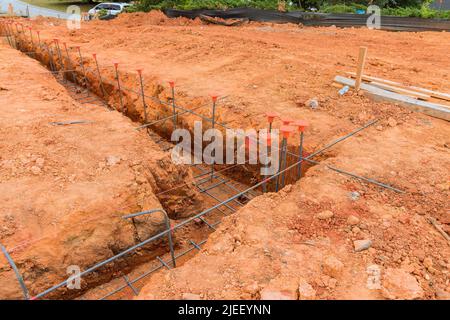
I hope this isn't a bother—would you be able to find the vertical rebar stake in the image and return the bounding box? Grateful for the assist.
[292,120,309,180]
[53,39,66,82]
[63,42,77,83]
[114,62,124,114]
[28,27,33,47]
[169,81,176,129]
[262,133,272,193]
[47,44,57,72]
[136,69,148,123]
[278,126,294,190]
[265,112,278,192]
[297,132,304,179]
[93,53,107,98]
[275,137,285,192]
[36,30,41,49]
[210,95,218,180]
[280,139,288,188]
[76,46,89,90]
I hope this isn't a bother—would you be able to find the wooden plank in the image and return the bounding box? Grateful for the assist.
[334,76,450,121]
[369,81,430,100]
[355,47,368,91]
[346,71,450,102]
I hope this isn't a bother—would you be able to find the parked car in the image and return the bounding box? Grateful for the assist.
[88,3,131,18]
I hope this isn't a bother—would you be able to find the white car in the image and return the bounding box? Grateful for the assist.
[88,3,131,17]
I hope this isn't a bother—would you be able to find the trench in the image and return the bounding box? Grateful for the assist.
[0,25,317,300]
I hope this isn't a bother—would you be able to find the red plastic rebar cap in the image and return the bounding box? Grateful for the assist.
[113,61,119,68]
[36,30,40,34]
[136,68,143,74]
[168,81,175,88]
[266,112,279,123]
[211,95,218,102]
[281,117,294,125]
[280,126,294,139]
[53,38,59,42]
[292,120,309,132]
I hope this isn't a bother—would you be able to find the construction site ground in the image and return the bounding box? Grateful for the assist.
[0,11,449,300]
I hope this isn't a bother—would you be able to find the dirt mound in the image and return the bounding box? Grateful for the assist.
[114,10,203,27]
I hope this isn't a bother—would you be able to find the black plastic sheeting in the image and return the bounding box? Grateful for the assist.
[164,8,450,32]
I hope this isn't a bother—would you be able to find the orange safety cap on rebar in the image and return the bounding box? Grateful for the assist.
[113,61,119,68]
[266,112,279,123]
[92,53,97,58]
[169,81,175,88]
[280,126,294,139]
[211,94,219,102]
[136,68,143,75]
[53,38,59,43]
[292,120,309,132]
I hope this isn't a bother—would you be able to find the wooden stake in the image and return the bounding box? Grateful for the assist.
[355,46,368,91]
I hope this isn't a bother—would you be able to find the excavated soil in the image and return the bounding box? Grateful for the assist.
[0,44,204,299]
[1,11,449,300]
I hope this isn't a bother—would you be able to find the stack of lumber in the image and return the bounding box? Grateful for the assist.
[334,74,450,121]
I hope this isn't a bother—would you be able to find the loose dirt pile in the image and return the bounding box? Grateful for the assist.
[0,45,203,299]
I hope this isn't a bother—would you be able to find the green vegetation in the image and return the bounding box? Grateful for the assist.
[134,1,450,19]
[136,0,296,11]
[321,2,450,18]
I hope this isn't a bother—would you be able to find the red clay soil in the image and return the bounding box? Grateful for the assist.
[1,11,449,299]
[0,45,203,299]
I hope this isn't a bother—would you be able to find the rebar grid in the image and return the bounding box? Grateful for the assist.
[0,20,406,300]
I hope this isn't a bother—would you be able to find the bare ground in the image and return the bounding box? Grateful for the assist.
[0,11,449,299]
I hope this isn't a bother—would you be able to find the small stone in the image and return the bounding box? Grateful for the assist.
[435,288,450,300]
[243,282,260,295]
[193,218,204,225]
[322,256,344,278]
[260,278,298,300]
[349,191,360,201]
[352,226,361,234]
[106,155,121,166]
[181,293,201,300]
[298,279,316,300]
[436,182,449,191]
[382,268,424,300]
[347,215,360,226]
[35,157,45,168]
[316,210,334,220]
[260,288,297,300]
[376,125,383,131]
[354,239,372,252]
[136,175,147,184]
[31,166,41,175]
[327,278,338,289]
[423,257,433,270]
[306,98,319,109]
[388,117,397,127]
